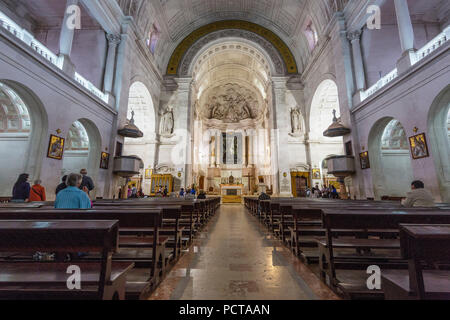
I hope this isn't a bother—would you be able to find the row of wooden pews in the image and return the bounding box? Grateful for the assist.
[0,197,220,300]
[244,196,450,300]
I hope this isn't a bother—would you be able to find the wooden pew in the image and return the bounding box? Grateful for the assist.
[0,209,166,300]
[319,209,450,299]
[0,220,133,300]
[382,224,450,300]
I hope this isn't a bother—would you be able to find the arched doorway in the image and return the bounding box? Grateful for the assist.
[428,85,450,202]
[62,119,101,198]
[308,79,345,186]
[368,118,414,200]
[0,80,48,197]
[189,40,275,197]
[123,81,157,194]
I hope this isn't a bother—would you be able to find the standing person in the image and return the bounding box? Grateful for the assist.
[79,169,94,195]
[29,180,46,202]
[401,180,436,208]
[331,185,338,199]
[163,186,168,197]
[55,173,92,209]
[11,173,30,203]
[131,185,138,198]
[56,175,68,195]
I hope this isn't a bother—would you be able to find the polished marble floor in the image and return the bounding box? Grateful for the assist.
[150,204,339,300]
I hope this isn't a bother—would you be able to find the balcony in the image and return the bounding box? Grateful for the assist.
[359,25,450,103]
[0,11,109,104]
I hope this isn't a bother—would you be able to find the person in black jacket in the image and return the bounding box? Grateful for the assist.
[55,175,68,195]
[11,173,30,203]
[197,190,207,199]
[79,169,94,194]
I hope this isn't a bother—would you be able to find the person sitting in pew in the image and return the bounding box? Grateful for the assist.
[55,173,92,209]
[55,175,68,195]
[29,180,46,202]
[197,190,207,199]
[401,180,436,208]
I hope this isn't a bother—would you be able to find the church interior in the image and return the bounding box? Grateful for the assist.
[0,0,449,303]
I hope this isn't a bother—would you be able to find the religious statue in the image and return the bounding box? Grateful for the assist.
[160,106,174,136]
[290,106,302,136]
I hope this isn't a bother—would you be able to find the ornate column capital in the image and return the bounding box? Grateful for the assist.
[347,30,362,43]
[106,34,121,46]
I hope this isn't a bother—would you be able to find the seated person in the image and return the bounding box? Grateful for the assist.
[258,191,271,201]
[55,173,92,209]
[197,190,207,199]
[401,180,436,208]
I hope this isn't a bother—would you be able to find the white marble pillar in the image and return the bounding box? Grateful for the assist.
[394,0,416,72]
[347,30,366,92]
[242,131,247,167]
[58,0,79,75]
[104,34,121,96]
[215,130,221,167]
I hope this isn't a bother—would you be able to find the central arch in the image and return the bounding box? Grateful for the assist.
[166,20,298,76]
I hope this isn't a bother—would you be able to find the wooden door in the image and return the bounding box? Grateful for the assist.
[295,176,308,197]
[199,176,205,190]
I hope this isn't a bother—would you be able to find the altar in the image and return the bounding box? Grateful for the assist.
[220,184,244,203]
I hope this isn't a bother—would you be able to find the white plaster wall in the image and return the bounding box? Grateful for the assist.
[0,136,29,197]
[0,32,116,200]
[354,47,450,201]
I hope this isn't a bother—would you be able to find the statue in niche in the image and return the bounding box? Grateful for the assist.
[289,106,303,136]
[160,106,174,136]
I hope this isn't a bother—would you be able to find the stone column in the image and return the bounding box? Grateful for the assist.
[272,77,293,197]
[104,34,121,97]
[394,0,416,73]
[215,130,221,167]
[242,131,247,167]
[58,0,79,76]
[347,30,366,92]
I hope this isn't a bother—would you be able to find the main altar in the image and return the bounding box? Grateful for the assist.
[220,173,243,203]
[220,184,244,203]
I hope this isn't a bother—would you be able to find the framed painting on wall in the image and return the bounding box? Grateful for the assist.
[47,135,65,160]
[409,133,430,160]
[359,151,370,170]
[100,152,110,169]
[312,169,321,179]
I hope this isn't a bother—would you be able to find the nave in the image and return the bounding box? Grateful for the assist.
[150,204,337,300]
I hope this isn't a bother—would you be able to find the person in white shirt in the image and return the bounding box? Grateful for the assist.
[401,180,436,208]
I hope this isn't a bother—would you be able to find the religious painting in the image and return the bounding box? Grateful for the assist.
[359,151,370,170]
[145,169,153,180]
[409,133,429,160]
[100,152,110,169]
[47,135,65,160]
[312,169,321,179]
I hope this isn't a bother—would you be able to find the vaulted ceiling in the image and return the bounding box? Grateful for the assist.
[132,0,340,74]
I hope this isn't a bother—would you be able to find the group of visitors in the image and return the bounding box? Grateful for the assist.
[306,185,339,199]
[127,185,144,198]
[11,169,95,209]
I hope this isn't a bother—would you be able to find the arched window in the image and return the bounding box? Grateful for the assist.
[0,82,31,133]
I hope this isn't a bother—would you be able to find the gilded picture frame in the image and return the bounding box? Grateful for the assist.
[47,135,65,160]
[409,133,429,160]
